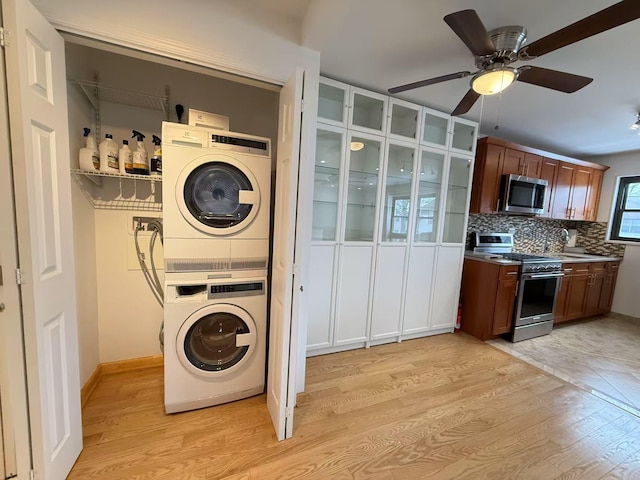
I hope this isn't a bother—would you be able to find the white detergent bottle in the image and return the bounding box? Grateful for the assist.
[118,140,133,174]
[99,133,119,173]
[79,127,99,171]
[131,130,149,175]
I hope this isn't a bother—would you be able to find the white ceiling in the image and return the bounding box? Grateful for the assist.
[273,0,640,159]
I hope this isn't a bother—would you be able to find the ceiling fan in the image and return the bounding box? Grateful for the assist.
[388,1,640,116]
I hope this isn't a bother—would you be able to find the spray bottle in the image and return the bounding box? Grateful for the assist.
[131,130,149,175]
[119,139,133,174]
[79,128,99,171]
[150,135,162,176]
[99,133,119,173]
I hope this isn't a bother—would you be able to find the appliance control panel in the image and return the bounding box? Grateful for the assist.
[208,280,265,299]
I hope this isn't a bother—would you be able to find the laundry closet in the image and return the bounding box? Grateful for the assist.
[64,39,280,384]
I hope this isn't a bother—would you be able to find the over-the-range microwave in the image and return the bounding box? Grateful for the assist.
[501,174,548,215]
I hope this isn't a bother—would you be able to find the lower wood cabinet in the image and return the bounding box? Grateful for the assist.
[554,261,619,325]
[460,258,519,341]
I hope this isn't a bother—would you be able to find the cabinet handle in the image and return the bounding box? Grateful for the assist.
[506,271,518,275]
[515,280,519,296]
[496,198,500,212]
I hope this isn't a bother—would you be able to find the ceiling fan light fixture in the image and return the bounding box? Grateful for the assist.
[350,141,365,151]
[631,113,640,130]
[471,67,517,96]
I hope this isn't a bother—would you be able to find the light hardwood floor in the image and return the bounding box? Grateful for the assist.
[69,333,640,479]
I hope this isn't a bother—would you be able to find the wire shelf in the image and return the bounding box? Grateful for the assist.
[71,169,162,211]
[68,78,170,117]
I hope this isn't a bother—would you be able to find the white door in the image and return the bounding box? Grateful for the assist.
[2,0,83,478]
[267,68,304,440]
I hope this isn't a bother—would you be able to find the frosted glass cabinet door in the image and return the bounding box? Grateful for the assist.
[414,149,445,243]
[344,135,383,242]
[349,88,388,135]
[318,78,349,127]
[421,108,450,149]
[450,118,478,154]
[442,155,473,244]
[388,99,420,142]
[312,127,345,241]
[381,143,415,243]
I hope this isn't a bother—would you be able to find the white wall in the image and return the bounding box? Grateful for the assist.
[65,44,281,363]
[66,45,100,384]
[593,150,640,318]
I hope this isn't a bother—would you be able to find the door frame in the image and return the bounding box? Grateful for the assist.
[25,2,319,434]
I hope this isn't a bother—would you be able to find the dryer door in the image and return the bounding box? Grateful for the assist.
[176,304,257,378]
[176,154,261,236]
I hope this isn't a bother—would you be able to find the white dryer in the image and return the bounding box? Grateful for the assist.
[162,122,272,273]
[163,272,267,413]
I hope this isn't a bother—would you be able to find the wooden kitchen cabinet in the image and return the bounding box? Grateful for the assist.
[598,262,619,314]
[586,169,603,221]
[539,158,559,218]
[461,258,519,340]
[471,137,607,219]
[555,261,619,325]
[470,142,504,213]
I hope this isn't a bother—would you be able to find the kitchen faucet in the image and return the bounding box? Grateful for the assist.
[561,228,570,245]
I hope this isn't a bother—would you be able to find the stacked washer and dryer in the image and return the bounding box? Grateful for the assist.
[161,122,272,414]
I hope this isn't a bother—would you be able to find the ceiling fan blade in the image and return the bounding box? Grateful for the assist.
[388,71,472,94]
[517,66,593,93]
[523,1,640,58]
[452,89,481,116]
[444,10,495,56]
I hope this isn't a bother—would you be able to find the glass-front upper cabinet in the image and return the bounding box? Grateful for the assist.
[349,87,388,136]
[450,117,478,155]
[442,155,473,244]
[421,107,450,149]
[312,125,346,241]
[413,149,446,243]
[343,133,384,242]
[388,99,421,143]
[318,77,349,127]
[381,143,416,243]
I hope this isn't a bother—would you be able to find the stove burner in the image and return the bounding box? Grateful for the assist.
[500,253,557,262]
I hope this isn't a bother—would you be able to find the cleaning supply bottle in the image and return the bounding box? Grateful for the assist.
[79,127,99,171]
[131,130,149,175]
[150,135,162,176]
[119,139,133,174]
[99,133,119,173]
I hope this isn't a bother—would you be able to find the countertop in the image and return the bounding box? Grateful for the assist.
[464,251,622,266]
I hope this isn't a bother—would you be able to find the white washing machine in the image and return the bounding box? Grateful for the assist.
[163,272,267,413]
[162,122,272,273]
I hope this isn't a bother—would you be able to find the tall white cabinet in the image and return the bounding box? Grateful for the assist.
[307,77,478,356]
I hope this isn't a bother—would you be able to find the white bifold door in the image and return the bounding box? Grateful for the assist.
[2,0,83,478]
[268,68,305,440]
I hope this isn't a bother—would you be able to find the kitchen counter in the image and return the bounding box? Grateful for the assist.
[464,251,621,265]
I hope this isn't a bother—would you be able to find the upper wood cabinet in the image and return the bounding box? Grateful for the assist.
[471,137,607,220]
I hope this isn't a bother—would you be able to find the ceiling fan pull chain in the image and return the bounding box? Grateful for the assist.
[495,86,503,131]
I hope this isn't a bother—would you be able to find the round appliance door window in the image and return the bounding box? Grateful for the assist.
[183,311,252,372]
[184,162,254,229]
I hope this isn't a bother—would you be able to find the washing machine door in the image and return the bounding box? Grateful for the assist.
[176,154,261,236]
[176,304,257,378]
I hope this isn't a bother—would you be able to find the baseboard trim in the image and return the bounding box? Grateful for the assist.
[101,355,164,375]
[81,364,103,407]
[608,311,640,323]
[81,355,164,406]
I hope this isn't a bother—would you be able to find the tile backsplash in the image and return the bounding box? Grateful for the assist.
[466,214,626,258]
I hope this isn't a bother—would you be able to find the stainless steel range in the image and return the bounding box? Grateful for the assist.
[471,233,563,342]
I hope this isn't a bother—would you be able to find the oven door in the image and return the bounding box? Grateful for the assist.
[514,272,563,326]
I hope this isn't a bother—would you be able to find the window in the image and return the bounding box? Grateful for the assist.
[610,176,640,242]
[416,195,436,236]
[391,197,410,235]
